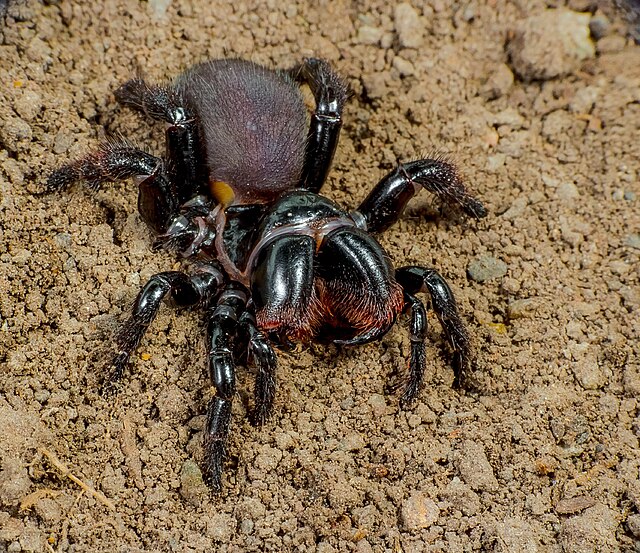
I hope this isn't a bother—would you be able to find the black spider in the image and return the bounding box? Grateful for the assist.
[47,58,487,492]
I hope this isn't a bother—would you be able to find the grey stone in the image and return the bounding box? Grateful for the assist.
[401,492,439,530]
[508,9,595,81]
[394,3,424,49]
[467,255,508,282]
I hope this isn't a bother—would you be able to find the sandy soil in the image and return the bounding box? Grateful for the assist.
[1,1,639,551]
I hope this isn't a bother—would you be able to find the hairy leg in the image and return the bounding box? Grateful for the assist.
[288,58,350,193]
[397,293,427,407]
[396,266,472,388]
[202,282,249,492]
[239,310,277,427]
[104,265,225,393]
[47,139,180,234]
[115,77,203,201]
[356,158,487,233]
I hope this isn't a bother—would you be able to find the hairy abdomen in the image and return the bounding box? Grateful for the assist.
[175,59,307,205]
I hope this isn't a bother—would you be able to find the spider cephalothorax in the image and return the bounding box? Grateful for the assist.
[48,58,487,491]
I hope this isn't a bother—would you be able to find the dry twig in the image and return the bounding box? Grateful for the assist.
[39,447,116,511]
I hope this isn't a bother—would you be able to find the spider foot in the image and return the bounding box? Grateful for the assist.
[399,340,426,408]
[451,350,472,389]
[202,396,232,492]
[249,396,272,428]
[248,336,277,427]
[99,351,130,396]
[202,436,224,493]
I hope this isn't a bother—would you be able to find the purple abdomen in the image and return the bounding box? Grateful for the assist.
[175,59,307,205]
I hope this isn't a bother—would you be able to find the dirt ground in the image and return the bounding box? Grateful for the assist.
[1,0,639,551]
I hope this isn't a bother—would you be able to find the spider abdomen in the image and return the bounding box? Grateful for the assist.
[175,59,308,205]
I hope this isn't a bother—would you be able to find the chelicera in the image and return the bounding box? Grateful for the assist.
[48,58,487,491]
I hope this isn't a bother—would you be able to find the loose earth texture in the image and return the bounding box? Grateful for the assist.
[1,1,639,552]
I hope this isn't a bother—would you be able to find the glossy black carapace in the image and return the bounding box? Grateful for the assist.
[48,58,487,491]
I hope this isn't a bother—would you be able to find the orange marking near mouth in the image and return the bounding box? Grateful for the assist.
[210,180,235,206]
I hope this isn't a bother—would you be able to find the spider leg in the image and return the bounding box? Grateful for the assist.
[238,310,277,427]
[104,265,225,394]
[115,78,202,202]
[288,58,350,193]
[203,282,248,492]
[397,293,427,407]
[396,266,472,388]
[47,139,179,234]
[355,159,487,233]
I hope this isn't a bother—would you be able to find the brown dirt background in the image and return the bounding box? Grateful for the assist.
[1,0,639,551]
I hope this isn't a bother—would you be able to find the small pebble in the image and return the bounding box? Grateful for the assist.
[573,356,605,390]
[53,233,72,249]
[355,539,374,553]
[623,364,640,395]
[496,518,540,551]
[555,496,596,515]
[454,440,498,492]
[340,397,354,410]
[401,492,439,530]
[589,13,610,40]
[0,116,33,151]
[361,72,388,99]
[467,255,508,283]
[0,459,32,505]
[34,497,62,524]
[205,513,236,542]
[340,432,366,451]
[508,9,595,81]
[493,108,525,129]
[481,63,514,100]
[569,85,600,113]
[1,158,24,186]
[179,460,207,506]
[19,527,43,553]
[317,542,337,553]
[556,181,580,202]
[596,35,626,54]
[624,234,640,250]
[501,196,528,220]
[254,444,283,472]
[149,0,171,18]
[155,385,190,422]
[368,394,389,417]
[486,154,506,172]
[34,389,50,403]
[507,298,541,320]
[239,518,254,535]
[559,503,617,551]
[392,56,414,76]
[394,3,424,49]
[53,131,74,155]
[357,25,383,46]
[14,89,42,122]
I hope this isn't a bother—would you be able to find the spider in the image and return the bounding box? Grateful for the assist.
[47,58,487,491]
